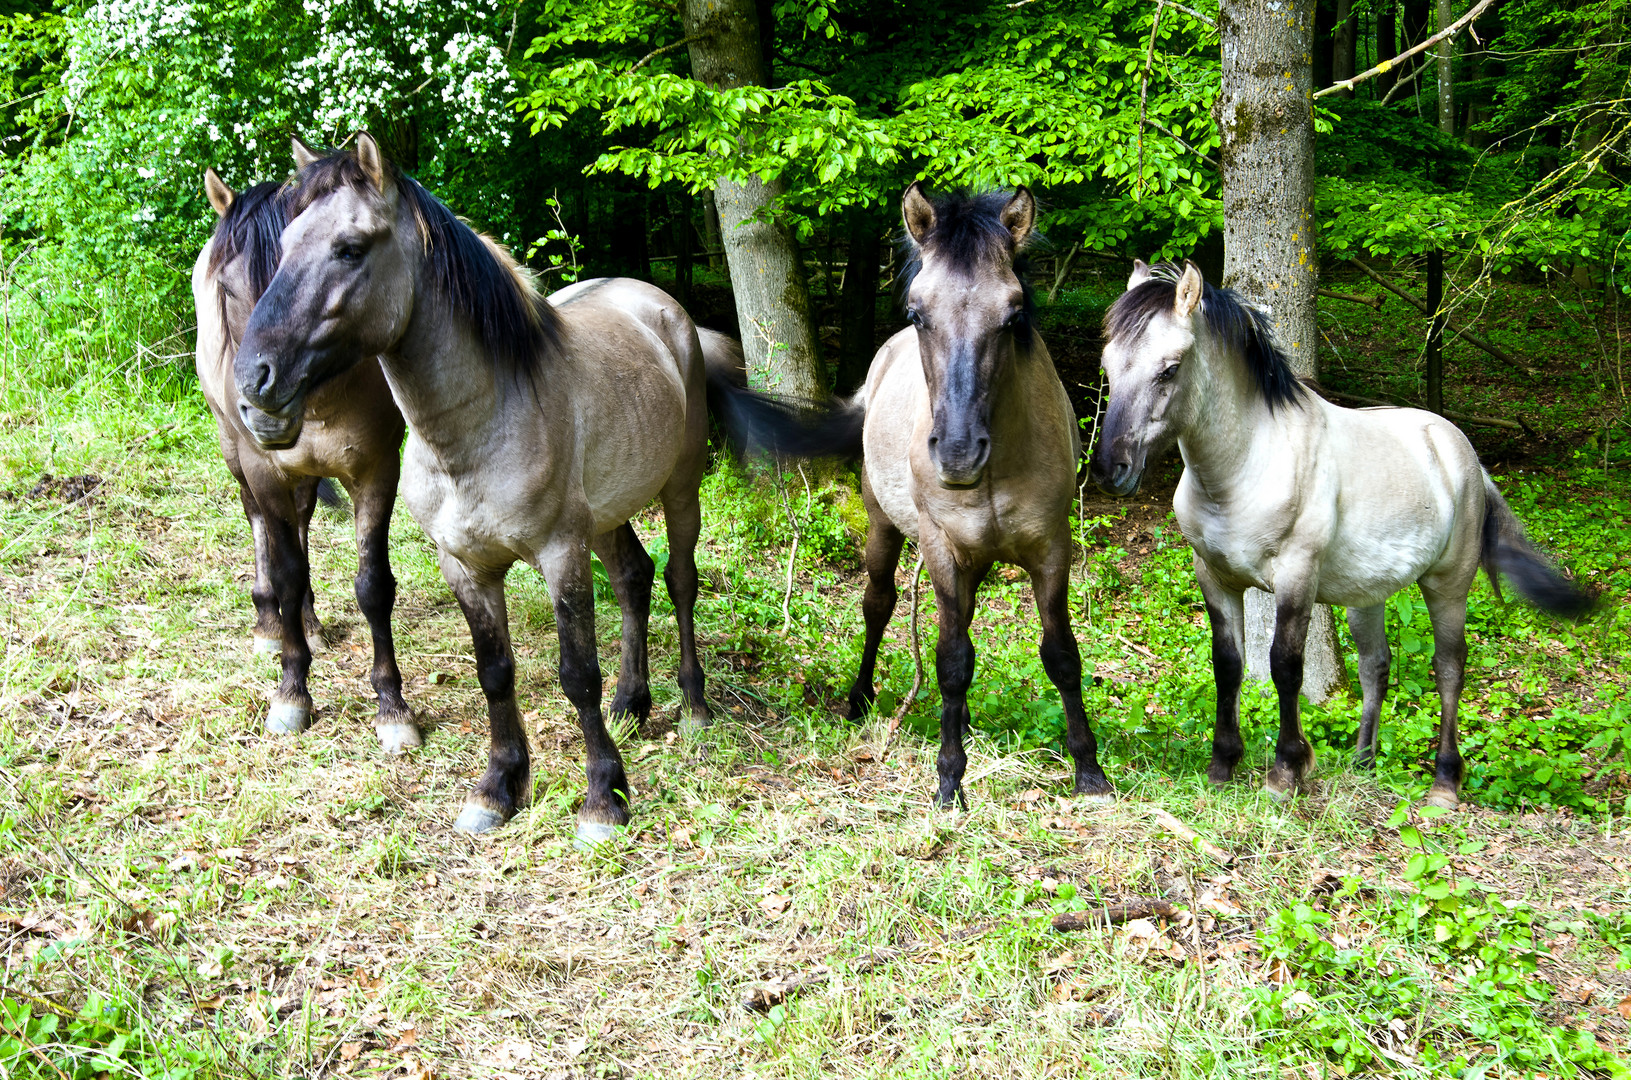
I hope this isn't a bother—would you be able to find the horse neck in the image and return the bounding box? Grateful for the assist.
[1174,331,1275,493]
[377,266,509,458]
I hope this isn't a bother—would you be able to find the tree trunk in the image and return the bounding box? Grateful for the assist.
[685,0,824,399]
[1376,2,1397,99]
[702,192,724,270]
[837,204,882,394]
[1426,249,1444,414]
[1216,0,1345,704]
[1435,0,1455,136]
[1333,0,1357,97]
[673,190,694,310]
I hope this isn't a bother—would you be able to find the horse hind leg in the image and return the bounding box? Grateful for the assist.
[593,523,656,723]
[1420,586,1469,809]
[349,470,418,755]
[660,483,710,729]
[1346,604,1390,769]
[1194,560,1246,785]
[238,481,282,654]
[847,476,904,720]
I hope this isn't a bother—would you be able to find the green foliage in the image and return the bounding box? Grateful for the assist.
[0,993,216,1080]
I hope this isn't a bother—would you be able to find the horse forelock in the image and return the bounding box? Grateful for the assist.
[283,149,562,383]
[897,189,1037,347]
[1104,261,1304,411]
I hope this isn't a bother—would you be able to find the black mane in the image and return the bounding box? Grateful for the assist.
[897,188,1037,347]
[1104,262,1304,411]
[208,180,288,301]
[285,150,562,382]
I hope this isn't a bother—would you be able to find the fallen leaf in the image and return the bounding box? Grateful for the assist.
[193,995,225,1012]
[760,892,791,916]
[564,1036,588,1058]
[1618,996,1631,1021]
[339,1042,363,1062]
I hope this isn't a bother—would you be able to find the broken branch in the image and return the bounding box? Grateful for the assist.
[1050,899,1180,932]
[1315,0,1495,98]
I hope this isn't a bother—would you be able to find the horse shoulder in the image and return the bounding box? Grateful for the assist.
[862,331,928,540]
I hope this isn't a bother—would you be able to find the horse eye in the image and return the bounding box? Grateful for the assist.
[907,309,924,328]
[335,244,365,263]
[1156,365,1180,384]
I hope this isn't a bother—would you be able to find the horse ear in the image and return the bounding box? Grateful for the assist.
[1175,260,1204,318]
[1127,259,1152,290]
[355,132,389,193]
[291,136,321,170]
[1001,186,1036,249]
[203,168,234,218]
[902,182,935,247]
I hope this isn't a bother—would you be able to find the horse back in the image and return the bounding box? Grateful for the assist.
[548,278,707,530]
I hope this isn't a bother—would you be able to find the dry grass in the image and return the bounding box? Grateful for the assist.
[2,399,1629,1080]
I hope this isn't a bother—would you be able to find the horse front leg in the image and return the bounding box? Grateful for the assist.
[348,466,417,755]
[259,501,315,736]
[846,473,904,720]
[592,523,655,723]
[1346,604,1390,769]
[236,478,282,655]
[1419,585,1469,809]
[1029,538,1111,801]
[923,530,986,809]
[294,476,325,651]
[1194,558,1246,785]
[1264,583,1319,800]
[538,543,630,845]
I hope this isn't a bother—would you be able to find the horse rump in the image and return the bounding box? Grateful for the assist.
[705,361,864,464]
[1480,474,1595,619]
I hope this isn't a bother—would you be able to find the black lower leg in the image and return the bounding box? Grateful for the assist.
[1035,564,1109,797]
[355,528,409,721]
[265,518,313,714]
[1206,601,1245,784]
[557,581,629,826]
[1430,635,1467,797]
[934,629,974,808]
[1267,600,1314,791]
[601,526,655,721]
[847,526,903,719]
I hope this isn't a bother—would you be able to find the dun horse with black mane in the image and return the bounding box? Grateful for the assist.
[232,135,712,841]
[192,161,416,753]
[1094,260,1593,807]
[715,184,1114,809]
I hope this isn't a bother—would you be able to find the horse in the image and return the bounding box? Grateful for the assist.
[713,184,1113,809]
[231,134,712,841]
[191,160,417,754]
[1092,259,1593,807]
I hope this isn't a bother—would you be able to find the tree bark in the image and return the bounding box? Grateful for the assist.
[1435,0,1455,136]
[1376,2,1398,99]
[837,204,882,394]
[1216,0,1345,704]
[1333,0,1357,97]
[684,0,824,399]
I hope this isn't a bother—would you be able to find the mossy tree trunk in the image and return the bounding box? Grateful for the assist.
[684,0,823,399]
[1216,0,1345,703]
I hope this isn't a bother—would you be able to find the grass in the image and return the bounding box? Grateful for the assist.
[1,267,1630,1079]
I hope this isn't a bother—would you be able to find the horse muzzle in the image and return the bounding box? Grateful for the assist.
[238,397,304,451]
[1090,454,1143,497]
[928,434,990,490]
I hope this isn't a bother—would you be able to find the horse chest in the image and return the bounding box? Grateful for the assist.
[400,440,554,569]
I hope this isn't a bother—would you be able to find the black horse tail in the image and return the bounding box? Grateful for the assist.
[1480,473,1594,619]
[700,332,865,462]
[316,478,349,513]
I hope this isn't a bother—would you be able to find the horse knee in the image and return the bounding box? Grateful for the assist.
[1039,632,1082,687]
[935,634,975,696]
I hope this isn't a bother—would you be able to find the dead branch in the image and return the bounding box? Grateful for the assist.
[1347,258,1532,373]
[1318,288,1384,309]
[1149,807,1234,866]
[1315,0,1496,99]
[1144,118,1221,171]
[1050,899,1180,932]
[1314,385,1528,432]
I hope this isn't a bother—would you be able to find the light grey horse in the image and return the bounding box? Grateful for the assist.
[191,165,417,753]
[1093,260,1592,807]
[231,135,712,841]
[713,186,1113,809]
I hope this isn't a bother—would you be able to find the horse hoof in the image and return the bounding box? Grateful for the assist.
[305,631,328,655]
[1076,789,1116,806]
[252,635,281,656]
[1423,788,1459,811]
[453,803,507,835]
[1262,770,1297,803]
[376,722,422,756]
[573,820,618,849]
[679,712,712,737]
[265,700,311,735]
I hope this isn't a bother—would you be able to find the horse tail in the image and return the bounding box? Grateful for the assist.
[702,343,865,463]
[1479,473,1594,619]
[316,478,349,513]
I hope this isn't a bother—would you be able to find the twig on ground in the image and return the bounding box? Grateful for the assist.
[1051,898,1181,931]
[1149,807,1235,866]
[1318,288,1384,310]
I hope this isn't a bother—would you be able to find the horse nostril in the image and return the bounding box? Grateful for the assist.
[927,436,939,449]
